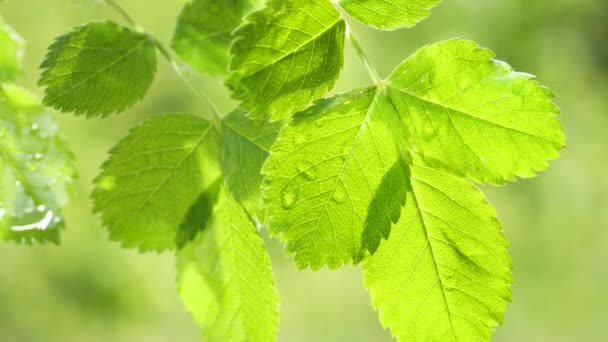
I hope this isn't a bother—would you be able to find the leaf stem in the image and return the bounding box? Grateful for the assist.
[154,40,223,125]
[104,0,139,30]
[345,25,383,84]
[102,0,222,125]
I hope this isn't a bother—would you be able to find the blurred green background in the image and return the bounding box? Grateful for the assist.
[1,0,606,341]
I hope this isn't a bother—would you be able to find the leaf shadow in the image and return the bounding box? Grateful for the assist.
[176,178,222,249]
[356,157,410,263]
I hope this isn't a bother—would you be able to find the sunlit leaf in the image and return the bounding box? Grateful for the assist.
[227,0,346,121]
[363,157,512,341]
[339,0,442,30]
[39,21,157,117]
[220,109,281,215]
[92,113,220,251]
[177,190,279,342]
[172,0,263,75]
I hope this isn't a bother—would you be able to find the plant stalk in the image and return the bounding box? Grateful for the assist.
[102,0,222,124]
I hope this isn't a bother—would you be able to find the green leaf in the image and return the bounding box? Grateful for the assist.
[363,157,512,342]
[177,189,279,342]
[262,39,564,269]
[220,110,281,215]
[261,87,403,269]
[227,0,346,121]
[172,0,263,75]
[39,21,157,117]
[92,113,221,251]
[0,84,76,244]
[386,39,565,184]
[0,18,24,82]
[339,0,442,30]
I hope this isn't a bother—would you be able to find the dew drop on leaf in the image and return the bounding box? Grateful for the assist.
[296,160,316,181]
[281,187,298,209]
[511,77,526,94]
[331,184,346,204]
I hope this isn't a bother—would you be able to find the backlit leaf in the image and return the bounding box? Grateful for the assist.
[227,0,346,121]
[92,113,220,251]
[172,0,263,75]
[177,190,279,342]
[39,21,157,117]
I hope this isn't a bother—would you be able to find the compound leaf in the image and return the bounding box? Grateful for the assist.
[363,157,512,342]
[339,0,442,30]
[172,0,263,75]
[386,39,565,184]
[0,18,24,82]
[177,190,279,342]
[261,87,403,269]
[227,0,346,121]
[92,113,221,251]
[0,84,76,244]
[220,110,281,215]
[39,21,157,117]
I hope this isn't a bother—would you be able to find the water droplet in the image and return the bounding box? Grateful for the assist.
[292,133,306,146]
[31,122,39,131]
[344,100,352,106]
[34,153,43,160]
[511,78,526,94]
[315,120,323,128]
[10,209,55,231]
[296,160,316,181]
[36,205,46,212]
[420,74,430,85]
[340,146,351,161]
[331,184,346,204]
[480,156,487,164]
[457,78,470,90]
[281,188,298,209]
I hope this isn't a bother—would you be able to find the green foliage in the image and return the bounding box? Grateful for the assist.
[177,190,279,342]
[387,39,565,184]
[12,1,565,341]
[39,21,157,117]
[172,0,263,75]
[0,84,75,244]
[0,19,24,82]
[363,156,512,341]
[220,110,282,215]
[92,114,220,251]
[226,0,346,121]
[339,0,443,30]
[260,87,402,269]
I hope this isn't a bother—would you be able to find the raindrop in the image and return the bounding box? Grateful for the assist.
[511,78,526,94]
[315,120,324,128]
[296,160,316,181]
[331,184,346,204]
[10,209,55,232]
[281,188,298,209]
[457,78,470,90]
[34,153,43,160]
